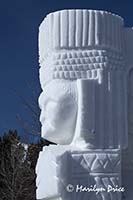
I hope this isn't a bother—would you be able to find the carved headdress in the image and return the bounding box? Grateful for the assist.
[39,10,125,87]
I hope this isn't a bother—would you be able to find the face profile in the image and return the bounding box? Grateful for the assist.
[39,80,78,144]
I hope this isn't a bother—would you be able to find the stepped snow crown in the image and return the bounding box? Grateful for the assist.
[38,10,129,86]
[39,9,125,63]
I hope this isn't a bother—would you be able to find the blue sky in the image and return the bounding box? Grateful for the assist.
[0,0,133,142]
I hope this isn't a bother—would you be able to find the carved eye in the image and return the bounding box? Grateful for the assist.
[45,101,58,119]
[58,96,77,120]
[44,95,77,125]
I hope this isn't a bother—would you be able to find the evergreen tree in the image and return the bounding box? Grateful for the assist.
[0,130,26,200]
[0,130,51,200]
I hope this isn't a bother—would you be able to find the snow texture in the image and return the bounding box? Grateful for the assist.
[36,9,133,200]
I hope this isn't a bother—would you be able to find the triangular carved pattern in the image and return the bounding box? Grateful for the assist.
[71,153,120,173]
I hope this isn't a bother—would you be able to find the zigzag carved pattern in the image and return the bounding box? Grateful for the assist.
[71,152,120,173]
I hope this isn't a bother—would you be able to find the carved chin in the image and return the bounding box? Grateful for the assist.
[41,124,74,145]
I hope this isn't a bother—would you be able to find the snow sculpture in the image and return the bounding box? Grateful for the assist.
[36,10,133,200]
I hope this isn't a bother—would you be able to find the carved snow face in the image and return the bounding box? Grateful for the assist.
[39,80,77,144]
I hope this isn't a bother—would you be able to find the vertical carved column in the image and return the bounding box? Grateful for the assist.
[36,10,131,200]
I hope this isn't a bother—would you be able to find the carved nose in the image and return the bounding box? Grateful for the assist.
[38,92,43,110]
[39,111,45,124]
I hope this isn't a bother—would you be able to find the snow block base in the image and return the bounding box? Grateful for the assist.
[36,145,121,200]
